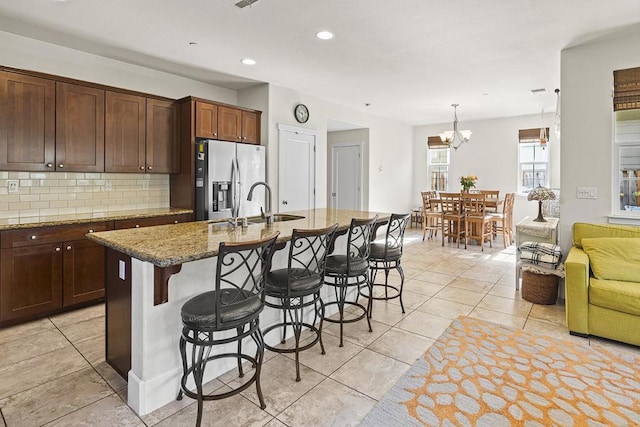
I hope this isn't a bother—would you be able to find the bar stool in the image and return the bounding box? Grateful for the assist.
[364,213,411,316]
[323,217,377,347]
[177,233,279,427]
[262,224,338,381]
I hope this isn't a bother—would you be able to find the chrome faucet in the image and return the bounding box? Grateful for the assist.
[247,181,273,225]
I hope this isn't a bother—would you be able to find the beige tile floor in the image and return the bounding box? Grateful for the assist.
[1,227,639,427]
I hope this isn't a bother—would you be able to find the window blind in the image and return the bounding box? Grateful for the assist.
[614,67,640,111]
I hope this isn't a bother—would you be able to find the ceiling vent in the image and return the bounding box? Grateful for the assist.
[235,0,259,8]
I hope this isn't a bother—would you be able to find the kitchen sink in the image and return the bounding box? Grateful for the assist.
[246,214,305,224]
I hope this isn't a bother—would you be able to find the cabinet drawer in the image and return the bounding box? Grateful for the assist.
[114,213,191,230]
[1,222,111,249]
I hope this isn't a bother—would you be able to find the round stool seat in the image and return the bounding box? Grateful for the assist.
[325,255,368,276]
[181,290,262,329]
[266,268,323,296]
[369,242,402,261]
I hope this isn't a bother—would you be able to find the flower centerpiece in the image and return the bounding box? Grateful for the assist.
[459,175,478,192]
[527,185,556,222]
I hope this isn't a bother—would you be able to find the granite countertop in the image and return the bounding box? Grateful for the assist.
[0,207,193,231]
[87,209,389,267]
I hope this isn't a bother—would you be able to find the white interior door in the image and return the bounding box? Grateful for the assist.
[279,126,316,212]
[331,143,362,210]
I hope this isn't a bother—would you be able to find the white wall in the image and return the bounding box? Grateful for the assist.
[412,113,559,227]
[0,30,237,103]
[267,84,414,215]
[560,27,640,250]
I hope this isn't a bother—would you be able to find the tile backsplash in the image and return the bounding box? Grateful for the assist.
[0,172,170,219]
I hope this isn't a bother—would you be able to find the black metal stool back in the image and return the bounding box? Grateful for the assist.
[323,216,377,347]
[366,213,411,316]
[263,224,338,381]
[177,233,279,427]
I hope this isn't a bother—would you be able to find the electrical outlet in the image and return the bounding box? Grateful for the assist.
[7,180,18,193]
[142,180,149,190]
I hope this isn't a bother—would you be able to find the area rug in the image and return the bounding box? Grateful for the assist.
[361,316,640,426]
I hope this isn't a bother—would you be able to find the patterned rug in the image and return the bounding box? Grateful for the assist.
[361,316,640,426]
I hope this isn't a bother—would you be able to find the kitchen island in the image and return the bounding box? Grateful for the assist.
[87,208,389,416]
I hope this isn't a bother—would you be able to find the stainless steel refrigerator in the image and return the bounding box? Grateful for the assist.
[195,140,266,221]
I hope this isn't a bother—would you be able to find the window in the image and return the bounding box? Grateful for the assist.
[427,136,449,191]
[518,129,549,194]
[613,67,640,214]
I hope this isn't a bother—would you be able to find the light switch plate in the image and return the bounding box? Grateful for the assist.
[577,187,597,199]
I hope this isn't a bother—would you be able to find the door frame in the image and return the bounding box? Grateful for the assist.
[329,141,363,210]
[277,123,317,212]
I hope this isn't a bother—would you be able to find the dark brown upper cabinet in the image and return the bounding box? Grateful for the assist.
[218,106,243,142]
[0,72,55,171]
[105,91,146,173]
[195,102,218,139]
[56,82,105,172]
[146,99,179,173]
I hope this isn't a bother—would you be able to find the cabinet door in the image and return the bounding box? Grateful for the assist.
[0,72,55,171]
[56,82,105,172]
[63,239,105,306]
[241,110,260,144]
[105,91,146,173]
[218,106,242,142]
[195,102,218,139]
[0,244,63,322]
[146,99,179,173]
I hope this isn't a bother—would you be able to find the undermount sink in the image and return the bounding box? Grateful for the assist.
[246,214,305,224]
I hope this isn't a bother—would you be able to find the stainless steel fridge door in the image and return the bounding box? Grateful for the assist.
[207,141,237,220]
[237,144,266,218]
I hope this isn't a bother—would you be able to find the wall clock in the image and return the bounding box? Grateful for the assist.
[294,104,309,123]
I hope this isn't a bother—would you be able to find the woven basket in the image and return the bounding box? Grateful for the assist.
[521,270,559,305]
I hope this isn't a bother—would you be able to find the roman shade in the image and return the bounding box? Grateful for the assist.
[614,66,640,111]
[519,128,549,143]
[427,136,447,148]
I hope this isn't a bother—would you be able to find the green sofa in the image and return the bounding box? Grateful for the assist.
[566,222,640,346]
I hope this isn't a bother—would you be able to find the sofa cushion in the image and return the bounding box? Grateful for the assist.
[573,223,640,249]
[581,237,640,281]
[589,278,640,316]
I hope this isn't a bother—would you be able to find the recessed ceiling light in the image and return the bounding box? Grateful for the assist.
[241,58,256,65]
[316,31,334,40]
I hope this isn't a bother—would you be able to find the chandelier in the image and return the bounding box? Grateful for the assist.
[439,104,472,151]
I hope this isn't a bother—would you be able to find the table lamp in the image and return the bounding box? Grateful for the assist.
[527,185,556,222]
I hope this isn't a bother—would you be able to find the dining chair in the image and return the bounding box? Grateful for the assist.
[480,190,500,213]
[489,192,515,247]
[439,192,465,248]
[421,191,441,240]
[462,193,493,251]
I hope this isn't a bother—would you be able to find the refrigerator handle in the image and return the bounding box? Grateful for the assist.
[236,158,241,217]
[230,159,237,219]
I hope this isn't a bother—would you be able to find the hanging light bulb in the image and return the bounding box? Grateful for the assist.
[539,108,548,150]
[553,88,561,139]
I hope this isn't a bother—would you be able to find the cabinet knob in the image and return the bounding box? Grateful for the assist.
[237,136,241,139]
[135,224,140,228]
[148,166,152,170]
[46,163,53,168]
[66,245,72,251]
[58,164,64,168]
[213,133,217,136]
[174,220,178,224]
[30,235,37,240]
[140,166,145,170]
[88,229,94,233]
[243,137,247,140]
[55,247,61,252]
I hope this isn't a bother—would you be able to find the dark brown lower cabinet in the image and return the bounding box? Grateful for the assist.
[0,243,64,322]
[105,248,131,380]
[63,239,106,306]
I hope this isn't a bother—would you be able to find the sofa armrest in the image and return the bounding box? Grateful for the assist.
[565,247,590,334]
